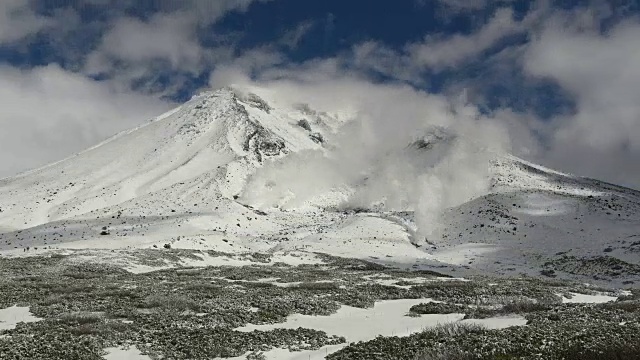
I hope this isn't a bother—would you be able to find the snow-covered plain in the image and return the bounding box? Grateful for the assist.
[104,346,151,360]
[228,298,526,360]
[561,292,618,304]
[0,306,42,331]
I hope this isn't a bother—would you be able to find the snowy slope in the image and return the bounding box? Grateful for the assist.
[0,88,331,228]
[0,86,639,284]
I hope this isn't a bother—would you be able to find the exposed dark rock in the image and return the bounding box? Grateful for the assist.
[297,119,312,131]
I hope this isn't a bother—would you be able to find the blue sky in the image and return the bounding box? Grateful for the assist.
[1,0,639,188]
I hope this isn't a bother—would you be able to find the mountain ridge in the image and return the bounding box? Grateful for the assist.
[1,85,639,285]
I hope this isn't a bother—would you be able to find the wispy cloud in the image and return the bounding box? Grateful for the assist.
[0,64,170,178]
[431,0,517,12]
[348,6,540,83]
[523,13,640,187]
[85,13,206,75]
[0,0,52,43]
[280,20,315,49]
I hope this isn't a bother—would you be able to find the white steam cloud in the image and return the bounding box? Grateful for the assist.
[219,70,512,241]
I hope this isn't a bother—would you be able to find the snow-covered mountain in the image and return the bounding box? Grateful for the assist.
[1,86,639,284]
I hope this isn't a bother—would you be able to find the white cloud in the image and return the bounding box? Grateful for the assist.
[407,8,521,70]
[280,20,315,49]
[432,0,516,12]
[186,0,273,22]
[349,7,535,81]
[524,16,640,187]
[213,65,513,237]
[84,0,276,89]
[0,0,52,43]
[78,0,270,21]
[433,0,489,10]
[85,12,205,74]
[0,65,171,178]
[351,41,421,83]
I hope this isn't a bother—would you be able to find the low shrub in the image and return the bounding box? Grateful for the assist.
[141,294,201,312]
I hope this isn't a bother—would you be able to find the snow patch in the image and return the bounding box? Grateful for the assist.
[235,299,462,341]
[0,306,42,331]
[560,292,617,304]
[231,298,525,360]
[104,346,151,360]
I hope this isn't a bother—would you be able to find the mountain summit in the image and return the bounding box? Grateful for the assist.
[1,86,639,285]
